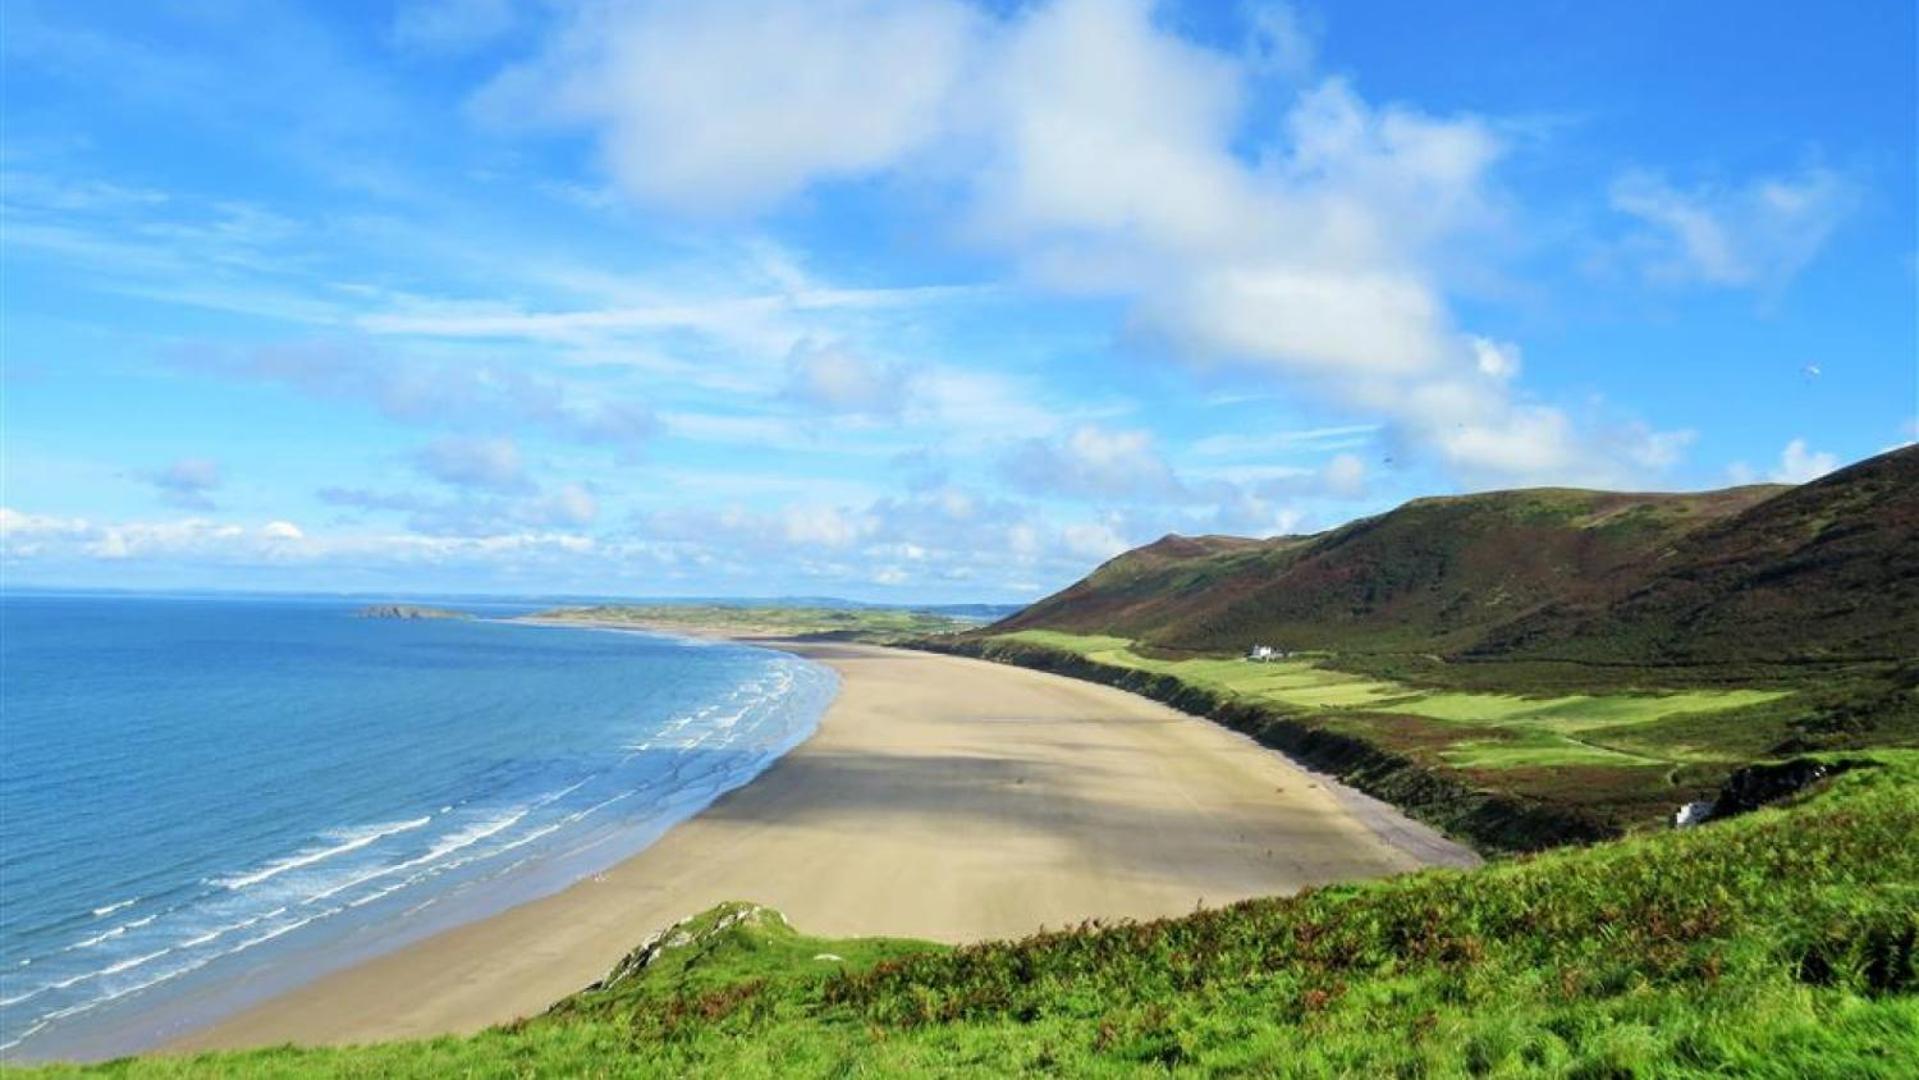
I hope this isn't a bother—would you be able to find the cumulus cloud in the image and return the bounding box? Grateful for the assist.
[1727,438,1841,486]
[1608,166,1857,290]
[1768,438,1839,483]
[476,0,982,213]
[487,0,1687,487]
[139,458,223,510]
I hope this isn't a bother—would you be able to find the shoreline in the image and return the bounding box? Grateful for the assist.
[4,620,835,1064]
[154,638,1476,1057]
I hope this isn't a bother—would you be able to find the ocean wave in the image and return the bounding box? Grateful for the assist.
[302,808,528,905]
[214,816,433,891]
[3,632,837,1057]
[88,898,138,919]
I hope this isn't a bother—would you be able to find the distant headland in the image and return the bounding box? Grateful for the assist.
[354,604,470,620]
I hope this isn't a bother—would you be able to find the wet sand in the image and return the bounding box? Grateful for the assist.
[169,641,1477,1052]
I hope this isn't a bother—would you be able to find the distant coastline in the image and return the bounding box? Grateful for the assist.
[355,604,471,620]
[515,603,980,644]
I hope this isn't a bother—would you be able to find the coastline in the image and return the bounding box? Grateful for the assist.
[159,638,1478,1056]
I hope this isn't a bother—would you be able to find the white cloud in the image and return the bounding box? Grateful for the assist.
[1770,438,1839,484]
[1190,423,1379,457]
[1727,438,1842,486]
[477,0,982,213]
[1608,166,1857,289]
[1,506,597,568]
[0,508,94,557]
[1319,452,1367,498]
[460,0,1689,488]
[1469,336,1521,380]
[782,505,870,548]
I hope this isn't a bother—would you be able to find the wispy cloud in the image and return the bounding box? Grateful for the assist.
[1608,166,1858,290]
[1190,423,1380,457]
[176,341,660,455]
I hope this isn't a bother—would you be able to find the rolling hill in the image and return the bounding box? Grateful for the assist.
[994,445,1918,670]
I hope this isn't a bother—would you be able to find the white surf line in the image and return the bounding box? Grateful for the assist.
[88,898,139,919]
[301,809,529,905]
[215,816,433,891]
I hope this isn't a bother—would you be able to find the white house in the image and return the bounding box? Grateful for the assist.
[1246,644,1278,662]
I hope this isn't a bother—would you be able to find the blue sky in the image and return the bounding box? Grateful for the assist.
[2,0,1914,602]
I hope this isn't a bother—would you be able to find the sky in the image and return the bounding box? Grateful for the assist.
[2,0,1914,602]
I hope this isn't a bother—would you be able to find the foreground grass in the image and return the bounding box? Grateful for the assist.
[24,755,1917,1077]
[530,604,979,643]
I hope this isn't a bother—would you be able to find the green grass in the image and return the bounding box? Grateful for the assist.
[967,625,1834,836]
[994,630,1783,769]
[22,754,1917,1077]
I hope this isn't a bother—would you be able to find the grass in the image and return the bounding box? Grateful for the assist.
[530,604,980,644]
[993,630,1784,771]
[958,630,1838,835]
[20,753,1917,1077]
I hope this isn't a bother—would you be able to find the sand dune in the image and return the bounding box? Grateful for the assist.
[169,642,1476,1052]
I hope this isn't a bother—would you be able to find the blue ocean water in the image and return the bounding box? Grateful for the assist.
[0,593,836,1060]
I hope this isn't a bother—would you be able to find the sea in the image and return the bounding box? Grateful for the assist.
[0,592,837,1060]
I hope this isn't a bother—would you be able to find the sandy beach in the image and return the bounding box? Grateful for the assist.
[168,641,1477,1053]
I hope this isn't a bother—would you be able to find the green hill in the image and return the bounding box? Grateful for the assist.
[962,447,1918,845]
[995,445,1918,671]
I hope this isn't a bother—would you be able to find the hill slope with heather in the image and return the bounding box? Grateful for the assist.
[994,445,1918,669]
[961,447,1917,844]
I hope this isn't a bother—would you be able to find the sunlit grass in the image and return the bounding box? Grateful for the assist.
[992,630,1789,770]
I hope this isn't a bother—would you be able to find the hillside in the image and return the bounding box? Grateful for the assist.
[1473,446,1919,665]
[24,753,1917,1076]
[994,445,1918,670]
[962,447,1919,842]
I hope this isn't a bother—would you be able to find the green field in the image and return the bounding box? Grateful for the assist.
[22,754,1916,1077]
[994,630,1787,772]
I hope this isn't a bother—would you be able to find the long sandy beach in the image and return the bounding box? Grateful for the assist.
[168,641,1477,1052]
